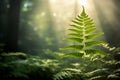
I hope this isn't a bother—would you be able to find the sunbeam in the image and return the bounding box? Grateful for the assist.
[49,0,103,38]
[21,0,120,52]
[93,0,120,46]
[78,0,88,7]
[49,0,120,45]
[1,1,120,79]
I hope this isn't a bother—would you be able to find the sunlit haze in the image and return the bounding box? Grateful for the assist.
[21,0,120,50]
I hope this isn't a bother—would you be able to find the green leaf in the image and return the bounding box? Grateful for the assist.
[70,24,83,29]
[85,41,106,48]
[78,15,83,19]
[75,17,83,22]
[72,20,83,26]
[85,19,93,23]
[66,38,83,43]
[63,45,83,50]
[68,28,83,33]
[84,17,91,21]
[85,22,94,26]
[68,33,83,38]
[85,33,103,40]
[85,27,96,34]
[85,26,96,31]
[63,52,84,58]
[85,49,107,57]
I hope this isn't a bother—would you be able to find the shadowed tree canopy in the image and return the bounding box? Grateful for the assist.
[0,0,8,52]
[4,0,22,52]
[93,0,120,47]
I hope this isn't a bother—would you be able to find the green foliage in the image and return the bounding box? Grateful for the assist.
[53,68,85,80]
[103,45,120,80]
[62,7,107,58]
[0,46,120,80]
[53,70,73,80]
[1,6,120,80]
[84,45,120,80]
[85,68,109,80]
[56,8,120,79]
[0,53,60,80]
[0,52,104,80]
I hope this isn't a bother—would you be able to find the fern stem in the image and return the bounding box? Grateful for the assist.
[82,15,86,57]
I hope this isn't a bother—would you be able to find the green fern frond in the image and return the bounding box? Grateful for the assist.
[107,74,120,79]
[85,33,103,40]
[68,33,82,37]
[53,71,72,80]
[63,68,82,73]
[62,6,107,58]
[63,45,83,50]
[85,68,109,80]
[66,37,83,43]
[53,68,84,80]
[85,49,106,56]
[89,76,103,80]
[63,52,84,58]
[85,41,106,48]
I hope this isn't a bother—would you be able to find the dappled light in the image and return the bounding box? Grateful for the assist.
[0,0,120,80]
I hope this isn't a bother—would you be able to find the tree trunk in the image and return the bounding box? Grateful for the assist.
[0,0,8,52]
[4,0,22,52]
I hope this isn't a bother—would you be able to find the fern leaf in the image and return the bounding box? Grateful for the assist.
[89,76,103,80]
[68,33,83,37]
[63,52,84,58]
[85,25,96,30]
[85,27,96,34]
[72,20,83,26]
[70,24,83,29]
[66,37,83,43]
[75,17,83,22]
[107,74,120,79]
[85,22,94,26]
[85,41,106,48]
[62,6,107,58]
[53,71,72,80]
[84,17,92,22]
[68,28,82,33]
[63,45,83,50]
[85,19,93,23]
[85,33,103,40]
[85,49,106,57]
[86,68,108,77]
[78,15,83,19]
[63,68,82,73]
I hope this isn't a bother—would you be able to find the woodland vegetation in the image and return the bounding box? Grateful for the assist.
[0,0,120,80]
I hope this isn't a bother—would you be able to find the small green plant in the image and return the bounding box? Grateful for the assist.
[62,7,107,58]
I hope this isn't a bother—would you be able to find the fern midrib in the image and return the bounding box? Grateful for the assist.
[82,16,86,56]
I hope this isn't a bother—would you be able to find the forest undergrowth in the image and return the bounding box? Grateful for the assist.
[0,7,120,80]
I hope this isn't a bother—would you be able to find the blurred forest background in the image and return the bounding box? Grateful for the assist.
[0,0,120,55]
